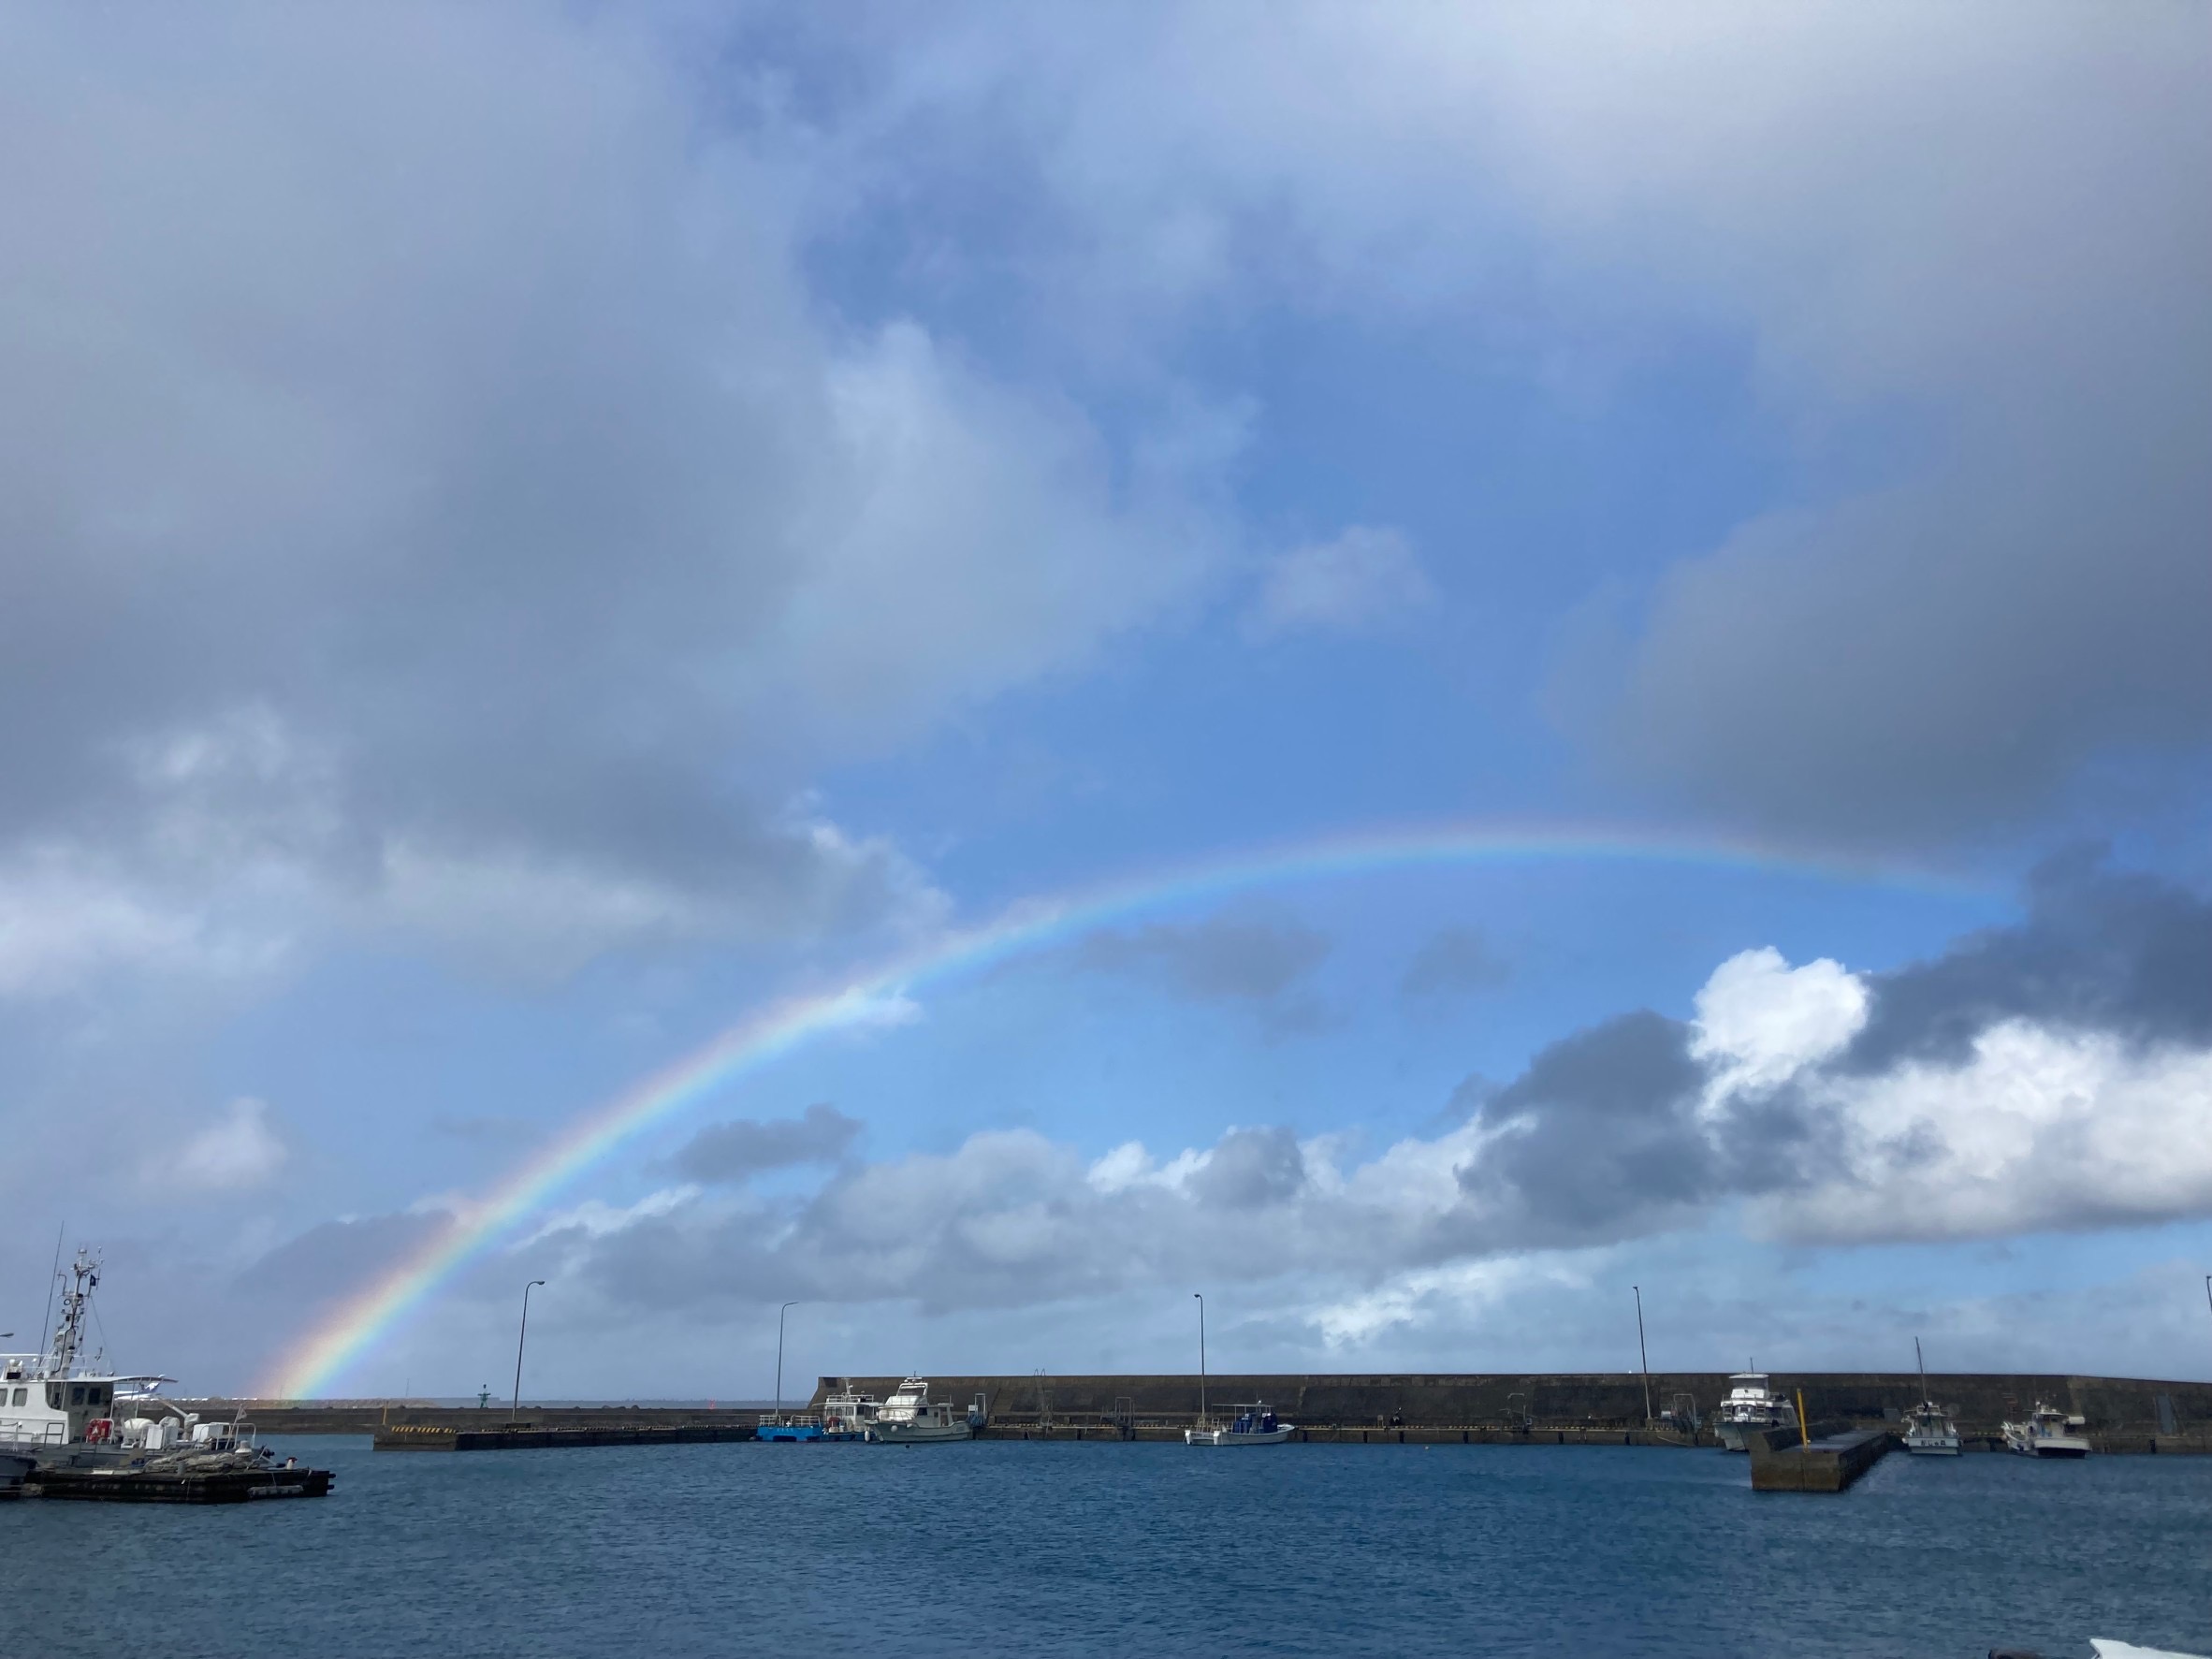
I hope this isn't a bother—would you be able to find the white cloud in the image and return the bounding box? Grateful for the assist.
[173,1097,288,1191]
[1759,1023,2212,1245]
[1691,946,1868,1094]
[1243,525,1432,640]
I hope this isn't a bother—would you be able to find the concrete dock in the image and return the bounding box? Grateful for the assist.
[1747,1421,1898,1492]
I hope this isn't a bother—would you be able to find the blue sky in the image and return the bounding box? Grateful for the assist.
[0,2,2206,1399]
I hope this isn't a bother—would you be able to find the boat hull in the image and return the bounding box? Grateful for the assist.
[874,1422,972,1445]
[1903,1436,1962,1456]
[2008,1437,2090,1458]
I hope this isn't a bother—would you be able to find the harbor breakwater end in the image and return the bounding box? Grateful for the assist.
[1747,1421,1897,1492]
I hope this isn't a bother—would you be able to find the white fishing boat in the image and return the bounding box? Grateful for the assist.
[821,1381,880,1442]
[870,1375,977,1445]
[2,1248,269,1474]
[1186,1403,1294,1447]
[1902,1338,1961,1455]
[1713,1365,1797,1452]
[2002,1401,2090,1458]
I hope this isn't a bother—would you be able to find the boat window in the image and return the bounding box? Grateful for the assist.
[9,1386,22,1405]
[47,1385,61,1408]
[71,1385,85,1405]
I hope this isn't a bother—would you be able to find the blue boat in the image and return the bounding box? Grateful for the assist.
[756,1416,824,1443]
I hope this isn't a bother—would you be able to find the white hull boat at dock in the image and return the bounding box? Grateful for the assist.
[2002,1402,2090,1458]
[870,1375,979,1445]
[1713,1368,1796,1453]
[1901,1339,1961,1455]
[1186,1404,1293,1446]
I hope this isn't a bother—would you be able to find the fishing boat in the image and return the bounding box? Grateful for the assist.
[1713,1366,1797,1452]
[1186,1403,1294,1447]
[1901,1338,1960,1455]
[871,1376,976,1445]
[3,1246,330,1498]
[2002,1401,2090,1458]
[821,1382,880,1442]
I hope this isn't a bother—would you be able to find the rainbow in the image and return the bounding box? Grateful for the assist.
[262,818,1979,1396]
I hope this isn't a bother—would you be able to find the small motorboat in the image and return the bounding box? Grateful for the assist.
[1902,1338,1960,1455]
[1186,1404,1293,1447]
[1713,1365,1797,1452]
[2002,1402,2090,1457]
[870,1376,977,1445]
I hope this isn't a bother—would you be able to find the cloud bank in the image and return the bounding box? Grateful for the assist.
[484,857,2211,1335]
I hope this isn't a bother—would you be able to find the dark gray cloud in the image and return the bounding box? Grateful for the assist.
[1841,851,2212,1072]
[673,1104,863,1185]
[1074,912,1331,1005]
[1190,1127,1307,1209]
[0,4,1224,986]
[1400,926,1510,1001]
[1459,1011,1721,1245]
[236,1213,449,1305]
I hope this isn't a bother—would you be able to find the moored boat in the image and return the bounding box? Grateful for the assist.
[1902,1338,1961,1455]
[821,1382,879,1441]
[1186,1403,1293,1447]
[3,1246,331,1500]
[1714,1366,1797,1452]
[871,1375,977,1445]
[2002,1402,2090,1458]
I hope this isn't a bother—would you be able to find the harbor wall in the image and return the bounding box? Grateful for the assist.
[805,1371,2212,1445]
[208,1372,2212,1448]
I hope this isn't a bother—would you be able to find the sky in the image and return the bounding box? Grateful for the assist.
[0,1,2207,1400]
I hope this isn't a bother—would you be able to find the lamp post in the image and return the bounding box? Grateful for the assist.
[1193,1292,1208,1428]
[774,1301,799,1423]
[1633,1285,1652,1428]
[511,1279,546,1419]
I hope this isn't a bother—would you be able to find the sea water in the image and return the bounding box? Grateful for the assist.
[5,1437,2207,1657]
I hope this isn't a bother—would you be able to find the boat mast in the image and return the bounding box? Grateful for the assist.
[50,1248,100,1379]
[1915,1335,1928,1405]
[36,1223,64,1377]
[1193,1292,1208,1428]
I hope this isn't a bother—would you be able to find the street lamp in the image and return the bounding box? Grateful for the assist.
[1193,1292,1208,1428]
[774,1301,800,1424]
[511,1279,546,1419]
[1633,1285,1652,1428]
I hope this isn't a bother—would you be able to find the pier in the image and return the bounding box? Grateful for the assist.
[1747,1421,1898,1492]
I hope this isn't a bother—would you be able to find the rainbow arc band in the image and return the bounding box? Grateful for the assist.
[264,819,1982,1397]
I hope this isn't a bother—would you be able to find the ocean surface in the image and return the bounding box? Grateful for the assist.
[6,1436,2207,1658]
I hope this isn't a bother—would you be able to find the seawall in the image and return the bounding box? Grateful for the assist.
[211,1372,2212,1451]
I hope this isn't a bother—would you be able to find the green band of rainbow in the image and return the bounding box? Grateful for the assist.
[262,818,1981,1396]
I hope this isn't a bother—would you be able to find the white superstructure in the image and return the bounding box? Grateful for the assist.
[1713,1370,1797,1452]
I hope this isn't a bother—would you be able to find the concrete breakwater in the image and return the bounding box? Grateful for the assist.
[212,1371,2212,1451]
[804,1371,2212,1451]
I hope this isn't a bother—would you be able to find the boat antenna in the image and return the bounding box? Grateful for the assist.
[1915,1335,1928,1404]
[37,1222,64,1372]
